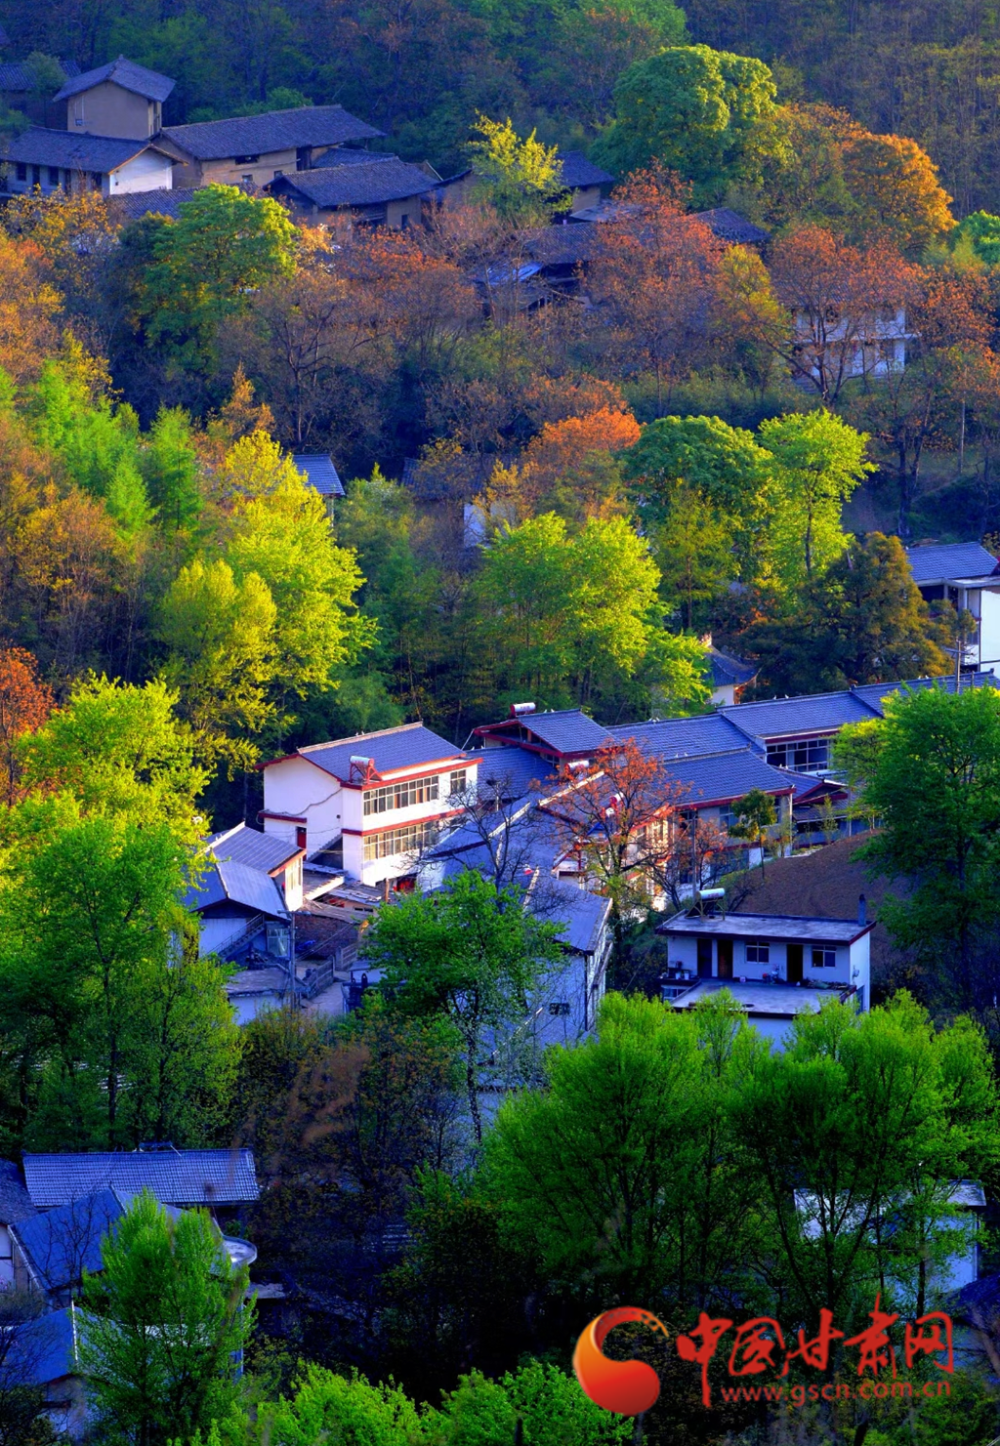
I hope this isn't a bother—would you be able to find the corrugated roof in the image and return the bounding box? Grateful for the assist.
[55,55,175,103]
[293,453,344,497]
[557,150,614,188]
[23,1149,260,1207]
[664,748,795,804]
[209,823,300,874]
[659,911,870,943]
[608,713,749,760]
[286,723,466,781]
[2,126,168,172]
[906,541,998,584]
[271,157,438,208]
[164,104,382,160]
[14,1189,122,1291]
[184,857,287,918]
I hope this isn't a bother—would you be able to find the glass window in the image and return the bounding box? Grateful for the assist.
[549,1001,570,1016]
[363,820,438,862]
[746,939,770,964]
[363,776,440,815]
[15,164,26,181]
[766,737,830,773]
[48,167,59,185]
[241,173,253,186]
[449,769,468,798]
[812,946,837,969]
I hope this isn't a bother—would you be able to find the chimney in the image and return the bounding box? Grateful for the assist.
[858,894,867,927]
[296,825,307,851]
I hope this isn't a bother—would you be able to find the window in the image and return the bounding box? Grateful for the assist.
[273,169,284,178]
[400,213,409,229]
[549,1001,570,1016]
[31,165,40,186]
[15,163,25,182]
[241,173,253,186]
[235,154,261,164]
[363,820,438,862]
[363,776,440,815]
[449,769,468,798]
[812,946,837,969]
[48,167,59,186]
[745,939,770,964]
[766,737,830,773]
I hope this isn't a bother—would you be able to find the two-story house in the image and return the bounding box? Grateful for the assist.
[906,540,1000,676]
[260,722,475,887]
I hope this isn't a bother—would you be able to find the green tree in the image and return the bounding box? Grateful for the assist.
[360,871,562,1142]
[841,685,1000,1000]
[759,409,874,591]
[467,115,567,224]
[729,787,777,877]
[593,44,786,203]
[79,1191,253,1446]
[141,406,203,532]
[144,185,298,372]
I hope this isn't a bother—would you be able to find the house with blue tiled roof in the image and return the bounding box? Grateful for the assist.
[905,540,1000,675]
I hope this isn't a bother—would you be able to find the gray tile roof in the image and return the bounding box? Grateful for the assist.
[0,1158,36,1225]
[310,146,393,168]
[2,126,168,173]
[545,880,611,955]
[709,645,758,689]
[7,1306,78,1387]
[164,104,382,161]
[557,151,614,188]
[23,1148,260,1207]
[184,857,288,918]
[664,748,796,805]
[472,746,557,799]
[270,157,438,209]
[608,713,750,760]
[518,710,614,755]
[110,187,189,221]
[0,62,29,90]
[293,453,344,497]
[659,911,872,944]
[13,1189,122,1292]
[694,207,769,245]
[209,823,300,874]
[722,691,879,741]
[287,723,466,782]
[906,541,999,584]
[55,55,175,104]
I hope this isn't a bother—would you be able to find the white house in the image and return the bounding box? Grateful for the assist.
[184,822,305,962]
[906,541,1000,676]
[260,723,476,888]
[2,127,174,197]
[657,907,873,1046]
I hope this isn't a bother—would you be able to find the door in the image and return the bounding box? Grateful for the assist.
[697,937,713,979]
[717,938,733,980]
[787,943,803,984]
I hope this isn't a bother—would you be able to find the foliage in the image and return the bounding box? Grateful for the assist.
[79,1191,253,1446]
[467,116,567,224]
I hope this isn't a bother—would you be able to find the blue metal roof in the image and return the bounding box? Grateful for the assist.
[23,1149,260,1208]
[664,749,796,805]
[14,1189,122,1292]
[906,541,998,584]
[292,453,345,497]
[291,723,466,781]
[184,857,287,919]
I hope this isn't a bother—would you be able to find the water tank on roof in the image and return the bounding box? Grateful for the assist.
[509,702,536,716]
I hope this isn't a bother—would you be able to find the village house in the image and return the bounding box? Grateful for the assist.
[265,153,441,228]
[54,56,174,140]
[657,904,874,1044]
[161,105,384,190]
[906,540,1000,675]
[293,452,345,514]
[2,127,175,197]
[260,722,476,888]
[440,149,614,219]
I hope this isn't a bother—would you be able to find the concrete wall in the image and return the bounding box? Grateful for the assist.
[663,929,868,996]
[263,756,344,855]
[105,148,173,195]
[65,82,159,140]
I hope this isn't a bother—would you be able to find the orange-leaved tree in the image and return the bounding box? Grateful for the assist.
[0,646,53,806]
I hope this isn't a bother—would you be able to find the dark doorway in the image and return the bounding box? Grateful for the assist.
[717,938,733,980]
[787,943,803,984]
[697,937,713,978]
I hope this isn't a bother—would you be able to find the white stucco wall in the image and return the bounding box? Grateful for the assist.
[106,150,174,195]
[263,756,344,855]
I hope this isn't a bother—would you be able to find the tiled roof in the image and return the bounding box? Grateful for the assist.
[14,1189,122,1292]
[184,857,288,918]
[546,880,611,955]
[709,645,758,689]
[905,541,999,584]
[164,104,382,160]
[608,713,749,760]
[284,723,466,782]
[55,55,175,103]
[310,146,393,168]
[518,710,614,755]
[109,187,189,221]
[558,151,614,188]
[0,62,29,90]
[23,1148,260,1207]
[2,126,168,172]
[7,1306,78,1387]
[664,748,796,805]
[722,691,879,741]
[209,823,300,874]
[659,911,871,943]
[472,746,557,799]
[694,207,769,245]
[0,1158,35,1225]
[271,157,438,208]
[293,453,344,497]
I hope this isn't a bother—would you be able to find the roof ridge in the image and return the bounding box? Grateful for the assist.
[165,102,346,133]
[298,721,431,752]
